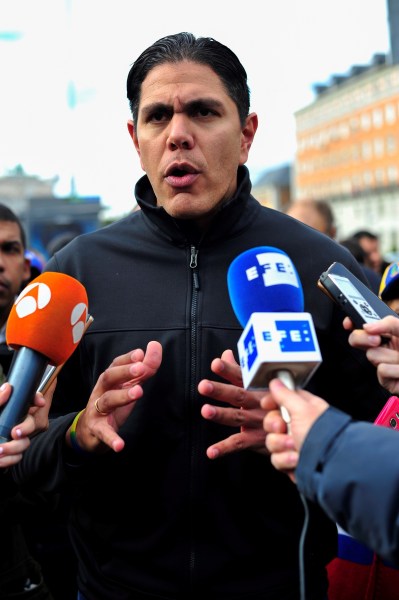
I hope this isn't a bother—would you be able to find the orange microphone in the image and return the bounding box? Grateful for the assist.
[0,272,89,442]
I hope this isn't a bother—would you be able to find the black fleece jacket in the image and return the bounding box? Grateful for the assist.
[13,166,389,600]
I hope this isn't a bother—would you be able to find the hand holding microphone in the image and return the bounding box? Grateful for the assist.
[0,272,89,442]
[227,246,322,430]
[262,378,329,482]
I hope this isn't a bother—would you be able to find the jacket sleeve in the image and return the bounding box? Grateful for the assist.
[12,413,83,492]
[296,406,399,566]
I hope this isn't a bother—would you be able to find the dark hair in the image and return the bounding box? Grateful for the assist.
[352,230,379,242]
[313,200,335,233]
[0,203,26,249]
[126,32,250,127]
[340,236,368,264]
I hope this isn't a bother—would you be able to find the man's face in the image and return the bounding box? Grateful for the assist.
[358,237,382,273]
[0,221,30,319]
[128,61,257,228]
[287,204,331,237]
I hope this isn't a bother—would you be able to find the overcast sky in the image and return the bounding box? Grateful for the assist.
[0,0,391,217]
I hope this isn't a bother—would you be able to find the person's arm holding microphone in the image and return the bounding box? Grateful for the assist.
[0,379,56,469]
[262,314,399,565]
[263,313,399,471]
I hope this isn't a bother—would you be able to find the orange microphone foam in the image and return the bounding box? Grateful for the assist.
[6,271,89,366]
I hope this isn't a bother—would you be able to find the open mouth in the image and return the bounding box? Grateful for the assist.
[165,165,199,187]
[165,163,197,177]
[170,168,189,177]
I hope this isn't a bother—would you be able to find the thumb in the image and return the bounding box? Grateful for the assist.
[268,378,301,414]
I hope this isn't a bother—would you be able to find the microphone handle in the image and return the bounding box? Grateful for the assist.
[276,369,295,434]
[0,347,49,442]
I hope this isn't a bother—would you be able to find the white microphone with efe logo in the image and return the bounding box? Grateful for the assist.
[227,246,322,428]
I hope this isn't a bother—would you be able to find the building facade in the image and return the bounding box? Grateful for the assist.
[0,168,102,260]
[294,57,399,254]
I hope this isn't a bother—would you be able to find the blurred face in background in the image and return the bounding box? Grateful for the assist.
[0,220,30,325]
[357,236,383,273]
[286,200,336,238]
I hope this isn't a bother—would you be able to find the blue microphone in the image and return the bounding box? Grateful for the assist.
[228,247,304,326]
[227,247,322,396]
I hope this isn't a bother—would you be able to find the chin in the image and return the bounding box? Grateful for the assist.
[163,198,199,219]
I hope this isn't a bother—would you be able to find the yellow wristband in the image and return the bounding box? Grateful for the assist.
[69,409,86,453]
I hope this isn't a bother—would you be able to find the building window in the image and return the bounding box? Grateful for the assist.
[387,165,398,183]
[361,113,371,130]
[362,141,372,160]
[385,103,396,124]
[372,108,383,128]
[373,138,384,158]
[386,135,397,155]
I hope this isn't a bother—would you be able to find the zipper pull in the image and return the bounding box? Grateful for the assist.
[190,246,198,269]
[190,246,200,290]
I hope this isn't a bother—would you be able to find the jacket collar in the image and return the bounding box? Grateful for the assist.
[134,166,261,244]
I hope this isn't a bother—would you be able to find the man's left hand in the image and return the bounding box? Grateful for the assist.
[198,349,267,459]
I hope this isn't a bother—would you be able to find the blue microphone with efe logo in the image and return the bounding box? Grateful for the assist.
[227,247,322,402]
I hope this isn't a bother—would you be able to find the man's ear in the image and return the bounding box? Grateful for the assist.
[127,120,145,170]
[22,257,31,283]
[239,112,258,165]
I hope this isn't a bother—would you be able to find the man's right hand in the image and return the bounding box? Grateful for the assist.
[66,341,162,454]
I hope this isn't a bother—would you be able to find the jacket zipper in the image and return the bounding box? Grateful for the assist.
[189,244,200,587]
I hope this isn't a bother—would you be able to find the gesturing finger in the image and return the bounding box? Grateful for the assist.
[206,428,267,459]
[210,350,243,387]
[198,380,262,409]
[201,404,264,428]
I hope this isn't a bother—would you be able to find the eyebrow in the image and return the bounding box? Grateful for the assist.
[141,97,225,118]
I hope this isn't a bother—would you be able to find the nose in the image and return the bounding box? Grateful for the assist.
[167,114,194,151]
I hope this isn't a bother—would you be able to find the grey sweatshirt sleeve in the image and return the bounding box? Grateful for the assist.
[296,406,399,566]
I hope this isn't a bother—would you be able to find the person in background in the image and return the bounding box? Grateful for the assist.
[46,231,79,257]
[1,381,56,600]
[0,205,32,384]
[339,235,381,294]
[0,203,54,599]
[379,261,399,315]
[285,198,337,239]
[284,200,383,299]
[352,229,390,276]
[24,249,44,282]
[262,314,399,568]
[11,32,389,600]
